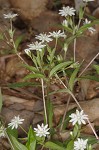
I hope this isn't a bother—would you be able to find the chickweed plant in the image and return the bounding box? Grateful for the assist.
[0,0,99,149]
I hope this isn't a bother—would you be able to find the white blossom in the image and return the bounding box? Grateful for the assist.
[4,13,18,19]
[35,33,53,43]
[0,126,6,138]
[28,41,46,51]
[69,110,88,125]
[83,0,94,2]
[34,123,50,137]
[74,138,88,150]
[83,18,96,34]
[59,6,76,17]
[49,30,66,38]
[8,116,24,129]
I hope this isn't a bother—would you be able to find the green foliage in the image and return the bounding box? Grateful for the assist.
[49,61,73,77]
[46,99,54,128]
[93,64,99,75]
[69,66,80,91]
[66,140,74,150]
[44,141,66,150]
[26,126,36,150]
[9,135,28,150]
[24,73,45,80]
[6,127,18,139]
[15,35,24,50]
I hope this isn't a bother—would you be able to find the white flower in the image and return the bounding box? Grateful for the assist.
[74,138,88,150]
[28,41,46,51]
[69,110,88,125]
[49,30,66,38]
[83,18,96,34]
[4,13,18,19]
[35,33,53,43]
[8,116,24,129]
[59,6,76,17]
[83,0,94,2]
[62,19,68,27]
[34,123,50,137]
[0,126,6,138]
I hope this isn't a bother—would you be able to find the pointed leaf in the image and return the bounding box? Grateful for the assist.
[9,135,28,150]
[69,67,80,91]
[15,35,24,49]
[23,64,40,73]
[45,141,66,150]
[93,65,99,74]
[66,140,74,150]
[49,61,72,77]
[26,126,36,150]
[24,73,45,80]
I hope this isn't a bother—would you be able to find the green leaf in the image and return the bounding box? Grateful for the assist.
[9,135,28,150]
[6,127,18,139]
[0,33,4,40]
[15,35,24,50]
[79,7,84,19]
[73,124,79,139]
[22,64,40,73]
[24,73,45,80]
[0,88,2,112]
[45,141,66,150]
[29,140,36,150]
[69,67,80,91]
[66,140,74,150]
[26,126,36,150]
[93,65,99,74]
[47,100,53,128]
[8,82,41,88]
[49,61,72,77]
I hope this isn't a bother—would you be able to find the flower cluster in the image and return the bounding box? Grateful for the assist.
[34,123,50,137]
[24,30,66,52]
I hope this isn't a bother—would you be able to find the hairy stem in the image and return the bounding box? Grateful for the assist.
[73,38,76,62]
[41,79,47,124]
